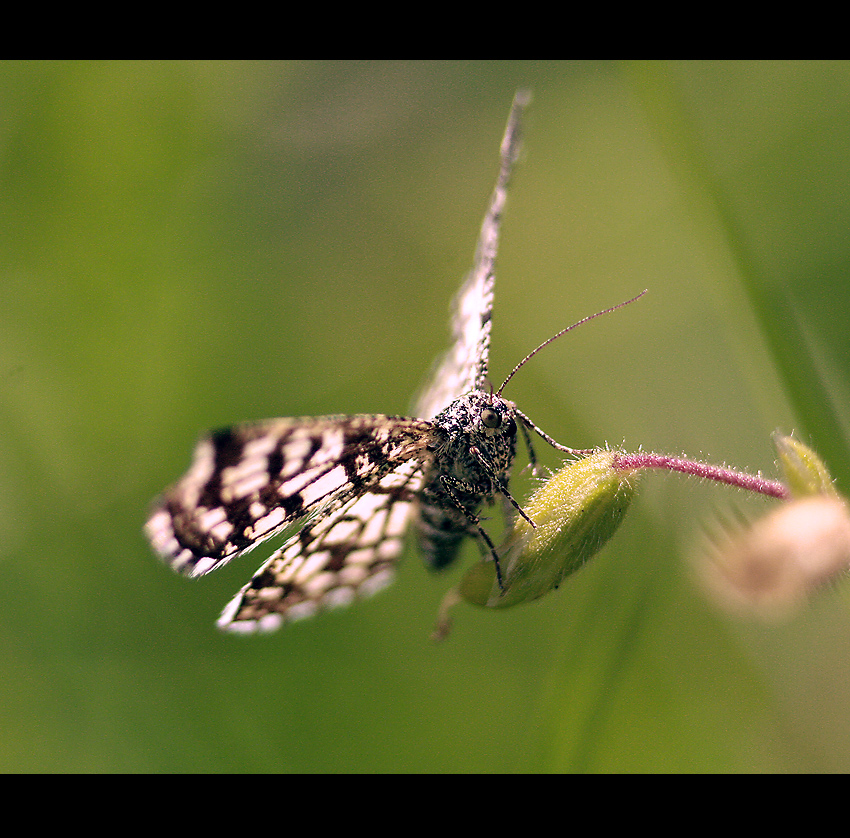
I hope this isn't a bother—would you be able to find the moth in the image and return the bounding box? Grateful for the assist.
[146,92,632,633]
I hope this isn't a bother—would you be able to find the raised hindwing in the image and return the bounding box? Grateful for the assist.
[414,91,529,421]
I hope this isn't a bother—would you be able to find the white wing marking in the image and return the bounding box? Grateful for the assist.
[217,460,424,633]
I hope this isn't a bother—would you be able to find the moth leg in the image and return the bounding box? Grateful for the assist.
[469,444,536,530]
[439,473,505,591]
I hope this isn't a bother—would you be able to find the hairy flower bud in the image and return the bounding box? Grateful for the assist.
[459,452,639,608]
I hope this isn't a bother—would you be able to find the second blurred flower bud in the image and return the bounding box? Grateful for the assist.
[698,434,850,618]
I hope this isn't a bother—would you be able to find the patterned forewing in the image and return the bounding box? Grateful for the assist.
[146,415,433,579]
[217,459,424,633]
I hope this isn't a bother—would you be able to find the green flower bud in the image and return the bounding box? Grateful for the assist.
[459,452,639,609]
[773,432,838,498]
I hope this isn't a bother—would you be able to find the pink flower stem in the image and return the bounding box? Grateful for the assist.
[613,452,789,499]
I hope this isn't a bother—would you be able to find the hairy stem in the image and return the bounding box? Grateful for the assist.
[613,452,789,499]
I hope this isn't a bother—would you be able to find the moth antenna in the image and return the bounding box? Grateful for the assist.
[497,289,647,396]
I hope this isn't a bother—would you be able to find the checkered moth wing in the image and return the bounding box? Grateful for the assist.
[146,415,433,631]
[414,90,529,421]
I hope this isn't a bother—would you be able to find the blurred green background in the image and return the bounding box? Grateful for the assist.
[2,60,850,772]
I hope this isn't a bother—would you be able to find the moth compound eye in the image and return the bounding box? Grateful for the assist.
[481,408,501,429]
